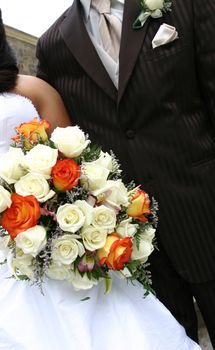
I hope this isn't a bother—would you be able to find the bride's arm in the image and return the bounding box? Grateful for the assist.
[14,75,71,132]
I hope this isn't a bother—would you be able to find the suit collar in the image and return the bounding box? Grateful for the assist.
[59,0,150,103]
[118,0,150,104]
[59,0,117,101]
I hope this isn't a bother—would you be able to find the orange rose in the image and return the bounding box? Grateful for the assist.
[2,193,41,240]
[98,233,132,270]
[127,189,151,222]
[51,159,80,192]
[12,118,50,149]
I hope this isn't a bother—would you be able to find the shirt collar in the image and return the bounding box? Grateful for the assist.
[80,0,91,20]
[80,0,125,20]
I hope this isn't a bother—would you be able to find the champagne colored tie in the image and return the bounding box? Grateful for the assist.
[91,0,122,62]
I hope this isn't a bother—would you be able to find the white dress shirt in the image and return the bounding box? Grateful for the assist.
[80,0,124,88]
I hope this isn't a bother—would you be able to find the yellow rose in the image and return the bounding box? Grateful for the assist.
[12,118,50,150]
[98,233,132,270]
[127,189,151,222]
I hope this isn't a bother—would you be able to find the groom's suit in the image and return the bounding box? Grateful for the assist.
[36,0,215,344]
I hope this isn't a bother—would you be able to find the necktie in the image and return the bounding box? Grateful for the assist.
[91,0,122,62]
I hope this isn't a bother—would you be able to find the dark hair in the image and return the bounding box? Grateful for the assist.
[0,9,19,93]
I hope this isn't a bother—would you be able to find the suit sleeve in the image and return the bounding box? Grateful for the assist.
[193,0,215,121]
[36,39,50,83]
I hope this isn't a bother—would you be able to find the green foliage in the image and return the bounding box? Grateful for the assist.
[0,177,14,194]
[163,0,172,12]
[78,144,101,163]
[66,186,88,203]
[7,274,30,281]
[91,264,109,280]
[44,139,57,149]
[116,210,128,225]
[0,259,6,265]
[80,297,91,302]
[133,221,151,249]
[73,257,109,282]
[104,276,112,294]
[126,180,136,191]
[0,226,8,237]
[127,262,155,297]
[16,275,30,281]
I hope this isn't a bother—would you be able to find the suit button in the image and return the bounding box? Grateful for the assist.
[126,129,135,139]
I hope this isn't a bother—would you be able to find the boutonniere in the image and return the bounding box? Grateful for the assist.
[133,0,172,30]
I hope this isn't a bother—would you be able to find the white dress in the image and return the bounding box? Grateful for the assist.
[0,93,201,350]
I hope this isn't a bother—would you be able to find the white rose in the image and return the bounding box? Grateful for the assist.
[17,264,35,280]
[15,225,47,257]
[93,151,114,171]
[52,234,85,265]
[145,0,164,11]
[8,249,35,280]
[80,162,110,191]
[81,226,107,251]
[74,200,93,227]
[50,125,90,158]
[0,235,10,262]
[80,151,115,192]
[69,271,98,290]
[56,204,85,233]
[142,227,156,241]
[46,263,71,281]
[92,205,116,233]
[21,144,58,176]
[116,218,138,238]
[151,9,162,18]
[132,235,154,262]
[15,173,55,203]
[0,148,25,184]
[92,180,129,209]
[0,186,12,213]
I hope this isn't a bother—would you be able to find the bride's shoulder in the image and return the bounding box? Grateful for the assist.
[14,75,64,114]
[13,74,71,130]
[15,75,57,101]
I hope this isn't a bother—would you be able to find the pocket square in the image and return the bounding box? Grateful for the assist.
[152,23,179,49]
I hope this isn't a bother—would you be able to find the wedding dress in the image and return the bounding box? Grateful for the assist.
[0,93,201,350]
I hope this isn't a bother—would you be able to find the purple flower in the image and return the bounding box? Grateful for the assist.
[78,254,95,272]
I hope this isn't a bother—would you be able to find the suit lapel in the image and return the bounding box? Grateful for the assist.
[118,0,150,104]
[59,0,117,101]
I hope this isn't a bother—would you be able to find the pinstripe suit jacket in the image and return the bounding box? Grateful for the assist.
[36,0,215,283]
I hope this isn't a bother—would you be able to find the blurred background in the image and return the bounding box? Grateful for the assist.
[1,0,73,75]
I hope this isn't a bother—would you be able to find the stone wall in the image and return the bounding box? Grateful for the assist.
[5,25,38,76]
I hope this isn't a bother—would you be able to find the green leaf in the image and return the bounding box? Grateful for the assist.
[132,17,143,30]
[17,275,30,281]
[80,297,91,302]
[0,259,7,265]
[127,262,155,298]
[6,274,30,281]
[104,276,112,294]
[81,144,101,162]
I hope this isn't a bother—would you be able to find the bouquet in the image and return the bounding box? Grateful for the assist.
[0,118,158,295]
